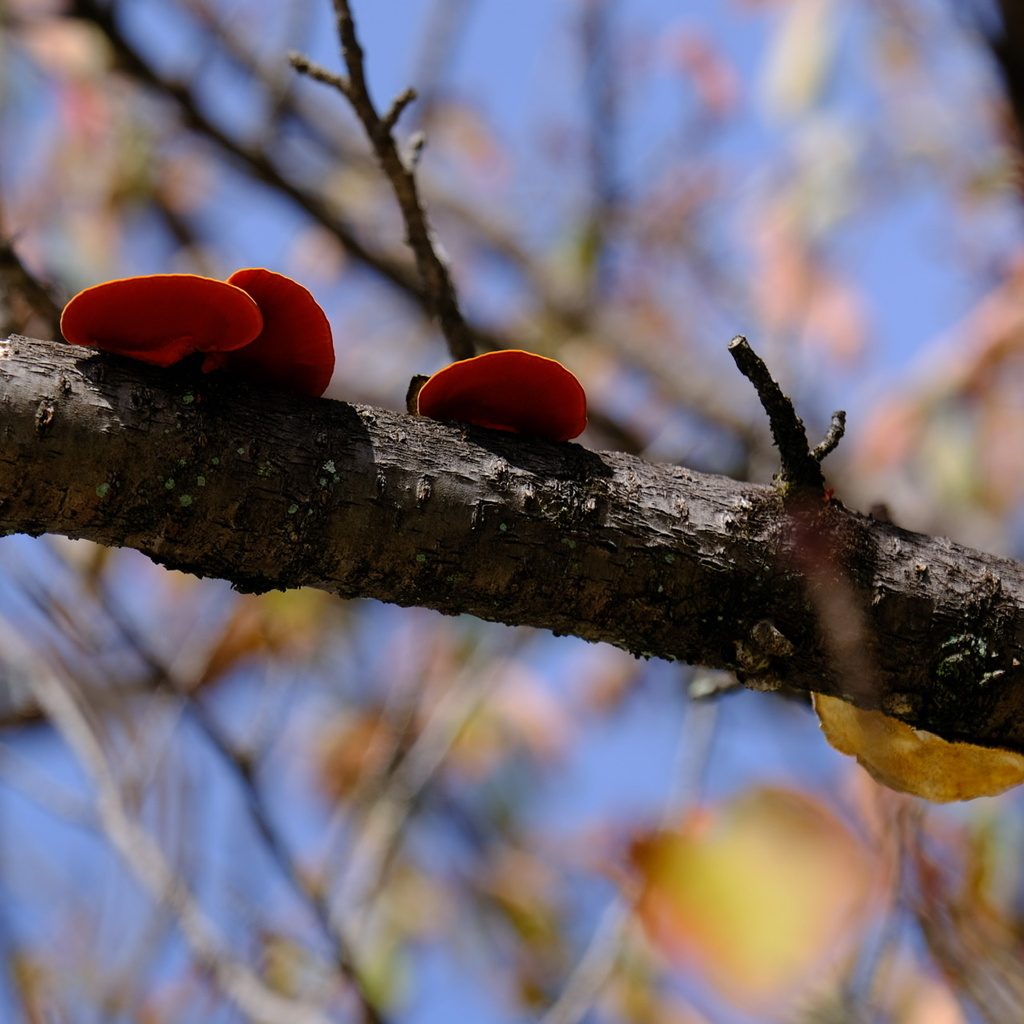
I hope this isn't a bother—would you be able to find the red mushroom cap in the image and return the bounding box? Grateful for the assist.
[219,268,335,398]
[416,349,587,442]
[60,274,263,368]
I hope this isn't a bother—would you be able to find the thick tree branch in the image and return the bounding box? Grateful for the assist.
[5,336,1024,754]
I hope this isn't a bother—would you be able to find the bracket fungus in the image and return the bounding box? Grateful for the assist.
[61,269,335,397]
[221,268,335,398]
[813,692,1024,802]
[60,274,263,368]
[416,349,587,442]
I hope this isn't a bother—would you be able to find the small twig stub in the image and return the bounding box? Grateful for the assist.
[727,335,832,494]
[813,410,847,463]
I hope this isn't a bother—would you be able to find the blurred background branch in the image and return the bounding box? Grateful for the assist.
[13,626,342,1024]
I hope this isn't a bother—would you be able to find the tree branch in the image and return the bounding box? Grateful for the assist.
[289,0,476,361]
[5,336,1024,754]
[727,335,830,493]
[812,410,847,463]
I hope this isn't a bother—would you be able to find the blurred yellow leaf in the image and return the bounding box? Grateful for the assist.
[629,787,877,1008]
[760,0,837,118]
[9,951,49,1024]
[814,693,1024,801]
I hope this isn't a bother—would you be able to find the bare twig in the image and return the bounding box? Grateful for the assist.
[580,0,617,303]
[67,0,424,302]
[290,0,476,361]
[812,409,847,463]
[382,88,418,134]
[727,335,828,493]
[53,0,736,459]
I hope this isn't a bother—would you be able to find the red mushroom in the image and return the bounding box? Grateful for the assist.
[416,350,587,442]
[219,268,335,398]
[60,274,263,368]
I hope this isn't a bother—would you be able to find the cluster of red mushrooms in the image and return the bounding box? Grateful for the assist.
[60,271,587,442]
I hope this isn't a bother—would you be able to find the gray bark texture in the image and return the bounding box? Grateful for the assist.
[4,335,1024,753]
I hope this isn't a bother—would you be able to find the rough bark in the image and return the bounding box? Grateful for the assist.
[4,335,1024,753]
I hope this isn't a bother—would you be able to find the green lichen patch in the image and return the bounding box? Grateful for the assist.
[935,634,1000,688]
[928,579,1020,728]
